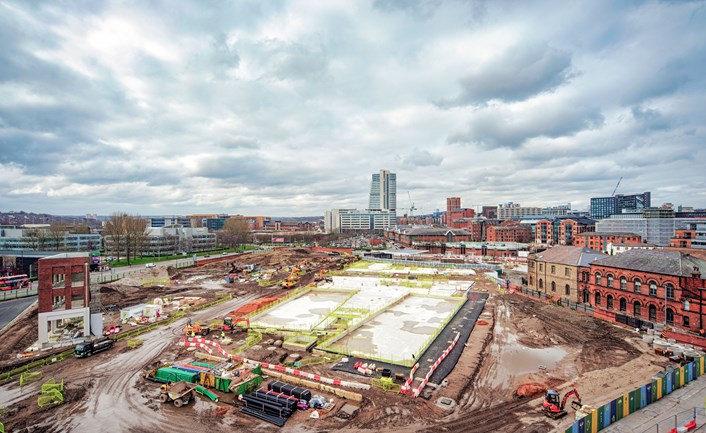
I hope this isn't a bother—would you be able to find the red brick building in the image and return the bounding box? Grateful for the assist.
[37,253,94,345]
[386,227,472,247]
[445,197,475,226]
[574,232,642,253]
[534,217,596,246]
[535,219,554,245]
[486,221,532,243]
[585,249,706,333]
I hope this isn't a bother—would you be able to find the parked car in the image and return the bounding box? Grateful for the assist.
[145,263,156,268]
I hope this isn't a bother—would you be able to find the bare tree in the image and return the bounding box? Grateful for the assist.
[124,215,148,264]
[22,228,48,251]
[48,223,68,251]
[104,212,128,260]
[221,217,251,247]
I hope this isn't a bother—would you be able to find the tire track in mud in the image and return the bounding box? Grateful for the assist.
[46,294,261,432]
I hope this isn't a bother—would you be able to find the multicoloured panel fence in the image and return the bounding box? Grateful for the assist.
[565,357,706,433]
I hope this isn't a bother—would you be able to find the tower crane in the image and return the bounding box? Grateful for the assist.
[612,177,623,196]
[407,192,418,217]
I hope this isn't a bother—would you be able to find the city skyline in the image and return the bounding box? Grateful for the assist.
[1,1,705,216]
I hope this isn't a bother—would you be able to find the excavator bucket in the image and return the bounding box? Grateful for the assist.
[570,401,583,411]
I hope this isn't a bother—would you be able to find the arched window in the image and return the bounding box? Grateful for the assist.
[539,279,543,289]
[595,273,602,285]
[595,292,601,306]
[634,279,642,294]
[634,301,641,317]
[607,295,613,309]
[529,275,533,286]
[665,283,675,300]
[565,284,571,296]
[649,281,657,296]
[666,308,675,325]
[619,298,627,312]
[607,274,614,287]
[649,305,657,321]
[620,277,627,290]
[551,281,556,292]
[583,290,590,303]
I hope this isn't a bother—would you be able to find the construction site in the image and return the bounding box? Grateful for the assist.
[0,247,690,432]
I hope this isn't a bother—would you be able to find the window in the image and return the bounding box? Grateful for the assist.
[551,265,556,274]
[634,301,641,317]
[634,279,642,294]
[649,281,657,296]
[551,281,556,292]
[666,283,675,300]
[565,284,571,296]
[620,277,627,290]
[607,295,613,309]
[649,305,657,321]
[539,279,543,289]
[619,298,627,312]
[683,316,690,328]
[529,276,533,286]
[595,292,601,306]
[583,290,590,303]
[607,275,614,287]
[666,308,675,325]
[564,268,571,277]
[539,263,543,271]
[595,273,602,285]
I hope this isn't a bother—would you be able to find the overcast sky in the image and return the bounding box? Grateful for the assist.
[1,0,705,217]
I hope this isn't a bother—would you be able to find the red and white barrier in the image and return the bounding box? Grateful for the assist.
[412,332,460,397]
[179,337,370,390]
[400,363,419,394]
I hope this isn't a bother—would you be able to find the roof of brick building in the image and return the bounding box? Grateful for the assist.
[592,249,706,278]
[532,246,606,267]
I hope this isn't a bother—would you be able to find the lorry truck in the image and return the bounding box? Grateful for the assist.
[74,337,115,358]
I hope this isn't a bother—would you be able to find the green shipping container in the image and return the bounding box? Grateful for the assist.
[651,381,659,403]
[616,397,624,421]
[597,406,605,430]
[155,367,199,384]
[583,411,593,433]
[629,390,638,413]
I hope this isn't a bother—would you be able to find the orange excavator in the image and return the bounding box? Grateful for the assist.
[542,388,582,419]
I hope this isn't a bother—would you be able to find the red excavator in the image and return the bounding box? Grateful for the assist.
[542,388,582,419]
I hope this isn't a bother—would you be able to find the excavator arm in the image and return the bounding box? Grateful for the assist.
[561,388,582,410]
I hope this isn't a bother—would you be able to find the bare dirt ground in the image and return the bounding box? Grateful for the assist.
[0,250,674,433]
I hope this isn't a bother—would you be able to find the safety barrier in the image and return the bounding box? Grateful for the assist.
[400,363,419,394]
[37,378,64,408]
[362,257,501,270]
[0,287,38,302]
[179,337,370,391]
[564,358,706,432]
[19,371,42,388]
[413,332,461,397]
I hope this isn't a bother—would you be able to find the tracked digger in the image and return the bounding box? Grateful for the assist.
[542,388,582,419]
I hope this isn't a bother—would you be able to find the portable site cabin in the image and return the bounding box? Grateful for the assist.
[120,304,147,321]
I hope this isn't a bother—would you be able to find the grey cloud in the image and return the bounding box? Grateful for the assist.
[401,149,443,167]
[260,39,329,82]
[631,106,671,131]
[213,136,260,149]
[373,0,443,19]
[448,105,604,148]
[440,42,574,106]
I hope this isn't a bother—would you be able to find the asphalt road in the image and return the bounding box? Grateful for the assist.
[0,295,37,330]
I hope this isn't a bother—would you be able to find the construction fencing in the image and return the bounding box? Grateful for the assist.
[564,358,706,433]
[640,407,705,433]
[362,257,500,270]
[0,287,38,302]
[517,287,596,314]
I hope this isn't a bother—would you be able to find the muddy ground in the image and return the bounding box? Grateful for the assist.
[0,249,673,433]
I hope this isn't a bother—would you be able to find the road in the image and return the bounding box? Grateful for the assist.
[0,295,37,329]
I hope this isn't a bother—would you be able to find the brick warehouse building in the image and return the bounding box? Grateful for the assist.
[37,252,100,345]
[385,227,472,247]
[528,246,607,303]
[585,249,706,333]
[486,221,532,243]
[574,231,643,253]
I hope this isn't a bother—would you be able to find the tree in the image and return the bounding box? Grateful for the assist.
[124,215,148,264]
[48,223,68,251]
[221,217,251,247]
[103,212,128,260]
